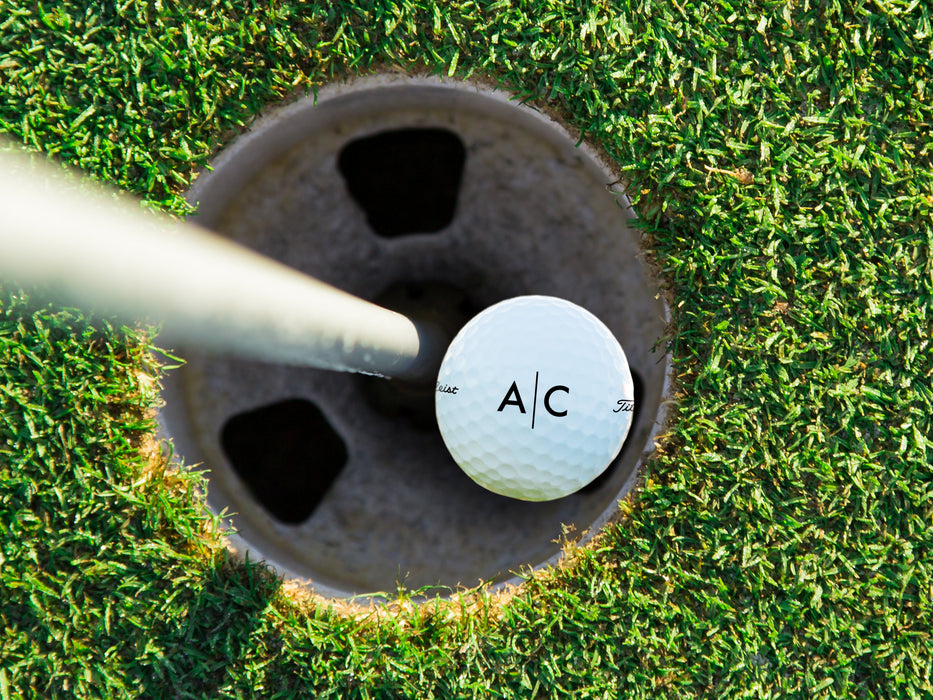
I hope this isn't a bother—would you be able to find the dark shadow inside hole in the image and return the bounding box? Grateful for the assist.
[337,128,466,237]
[220,398,347,524]
[358,280,479,431]
[578,369,645,495]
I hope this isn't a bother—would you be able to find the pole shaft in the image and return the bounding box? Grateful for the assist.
[0,148,445,382]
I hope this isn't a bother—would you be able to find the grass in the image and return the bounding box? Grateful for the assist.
[2,0,932,697]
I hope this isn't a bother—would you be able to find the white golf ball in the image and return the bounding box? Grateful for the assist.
[434,295,635,501]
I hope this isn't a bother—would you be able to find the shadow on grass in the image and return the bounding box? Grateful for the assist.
[2,542,284,698]
[124,552,282,698]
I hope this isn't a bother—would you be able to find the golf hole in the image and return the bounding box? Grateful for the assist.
[160,74,672,600]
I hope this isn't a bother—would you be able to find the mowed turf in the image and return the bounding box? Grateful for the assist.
[2,1,932,697]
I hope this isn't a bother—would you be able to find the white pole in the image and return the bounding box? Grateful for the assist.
[0,146,447,382]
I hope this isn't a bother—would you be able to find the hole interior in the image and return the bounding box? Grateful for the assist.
[337,128,466,237]
[220,398,348,524]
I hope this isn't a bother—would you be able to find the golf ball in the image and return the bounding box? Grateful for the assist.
[435,295,635,501]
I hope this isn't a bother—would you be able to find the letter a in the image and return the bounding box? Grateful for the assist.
[497,381,526,413]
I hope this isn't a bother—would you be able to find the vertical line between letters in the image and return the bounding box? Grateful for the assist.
[532,371,539,429]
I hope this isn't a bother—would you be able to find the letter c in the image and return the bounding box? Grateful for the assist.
[543,385,569,417]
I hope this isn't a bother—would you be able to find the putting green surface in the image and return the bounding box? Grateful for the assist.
[2,1,932,697]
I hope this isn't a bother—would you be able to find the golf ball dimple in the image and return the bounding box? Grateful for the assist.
[435,295,635,501]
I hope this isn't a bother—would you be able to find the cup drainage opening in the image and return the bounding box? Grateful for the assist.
[220,398,348,525]
[337,127,466,237]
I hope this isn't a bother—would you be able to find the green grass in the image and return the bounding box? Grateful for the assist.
[2,0,932,697]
